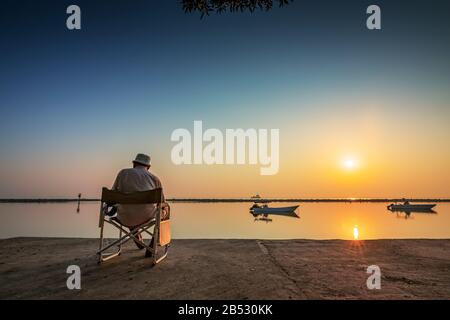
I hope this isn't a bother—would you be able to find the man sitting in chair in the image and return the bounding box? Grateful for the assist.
[110,153,170,257]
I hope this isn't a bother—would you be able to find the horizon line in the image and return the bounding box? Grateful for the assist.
[1,197,449,203]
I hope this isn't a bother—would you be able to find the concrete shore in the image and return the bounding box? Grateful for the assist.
[1,238,450,299]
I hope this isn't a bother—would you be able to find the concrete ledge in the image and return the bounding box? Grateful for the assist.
[1,238,449,299]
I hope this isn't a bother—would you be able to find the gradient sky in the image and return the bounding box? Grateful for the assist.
[0,0,449,198]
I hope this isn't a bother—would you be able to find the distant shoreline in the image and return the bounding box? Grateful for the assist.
[0,198,449,203]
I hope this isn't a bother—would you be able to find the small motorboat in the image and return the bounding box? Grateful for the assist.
[250,205,299,215]
[387,203,436,212]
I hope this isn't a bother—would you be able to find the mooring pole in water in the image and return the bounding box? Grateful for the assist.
[77,193,81,213]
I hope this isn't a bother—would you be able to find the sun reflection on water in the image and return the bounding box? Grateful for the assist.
[353,225,359,240]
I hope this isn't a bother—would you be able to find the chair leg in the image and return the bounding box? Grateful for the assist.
[98,217,168,265]
[99,250,121,262]
[154,245,170,265]
[98,221,124,264]
[152,228,158,265]
[98,243,122,263]
[118,228,123,253]
[98,222,105,264]
[151,226,171,266]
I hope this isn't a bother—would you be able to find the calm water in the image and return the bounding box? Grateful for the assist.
[0,202,449,240]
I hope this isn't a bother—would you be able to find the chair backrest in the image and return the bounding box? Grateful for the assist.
[101,187,163,205]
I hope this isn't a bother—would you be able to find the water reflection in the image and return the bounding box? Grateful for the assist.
[251,211,299,223]
[1,202,449,239]
[353,225,359,240]
[76,193,82,213]
[389,209,437,220]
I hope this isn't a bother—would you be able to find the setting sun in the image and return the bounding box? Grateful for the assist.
[342,157,358,170]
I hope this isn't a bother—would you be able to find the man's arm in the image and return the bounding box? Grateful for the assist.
[151,174,165,201]
[151,173,170,218]
[111,170,123,191]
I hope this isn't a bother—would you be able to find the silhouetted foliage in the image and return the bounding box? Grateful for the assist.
[181,0,293,18]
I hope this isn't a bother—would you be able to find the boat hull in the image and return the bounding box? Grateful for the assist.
[387,204,436,212]
[251,205,299,214]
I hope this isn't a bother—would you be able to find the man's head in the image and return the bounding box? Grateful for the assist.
[132,153,151,170]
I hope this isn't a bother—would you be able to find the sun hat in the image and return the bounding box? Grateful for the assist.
[132,153,151,167]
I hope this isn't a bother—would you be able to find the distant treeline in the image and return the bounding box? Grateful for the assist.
[0,198,449,203]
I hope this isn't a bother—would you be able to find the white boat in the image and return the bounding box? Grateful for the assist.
[387,203,436,212]
[251,205,299,215]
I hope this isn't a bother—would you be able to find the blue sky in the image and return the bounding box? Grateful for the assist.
[0,0,449,197]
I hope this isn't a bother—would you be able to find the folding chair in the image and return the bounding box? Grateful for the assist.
[97,187,170,266]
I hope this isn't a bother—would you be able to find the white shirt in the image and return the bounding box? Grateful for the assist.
[112,167,164,227]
